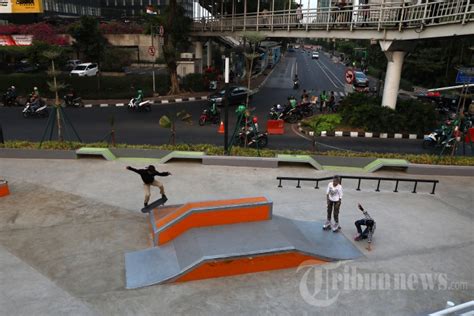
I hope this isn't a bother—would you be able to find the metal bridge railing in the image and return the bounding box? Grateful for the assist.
[276,175,439,195]
[193,0,473,33]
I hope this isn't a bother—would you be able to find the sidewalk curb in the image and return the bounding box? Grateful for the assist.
[83,96,208,108]
[297,123,426,140]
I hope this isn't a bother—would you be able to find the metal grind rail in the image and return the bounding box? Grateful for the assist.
[277,176,439,195]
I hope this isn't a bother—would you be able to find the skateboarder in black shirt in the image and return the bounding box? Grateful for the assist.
[126,165,171,208]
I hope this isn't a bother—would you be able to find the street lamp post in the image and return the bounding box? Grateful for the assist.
[224,57,230,154]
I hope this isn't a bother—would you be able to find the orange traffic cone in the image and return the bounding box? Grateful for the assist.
[218,121,225,134]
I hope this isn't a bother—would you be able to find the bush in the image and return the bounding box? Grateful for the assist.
[101,48,133,72]
[302,114,342,133]
[339,93,437,134]
[0,73,170,99]
[181,73,206,92]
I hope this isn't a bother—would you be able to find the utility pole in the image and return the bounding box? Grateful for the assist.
[224,57,230,154]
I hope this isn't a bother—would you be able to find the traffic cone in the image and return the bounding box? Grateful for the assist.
[218,121,225,134]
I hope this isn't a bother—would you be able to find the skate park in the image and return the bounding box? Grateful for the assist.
[0,157,473,315]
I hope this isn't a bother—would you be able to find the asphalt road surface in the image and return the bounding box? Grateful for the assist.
[0,50,459,155]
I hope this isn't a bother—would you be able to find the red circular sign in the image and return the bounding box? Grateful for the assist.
[148,46,156,56]
[345,69,354,84]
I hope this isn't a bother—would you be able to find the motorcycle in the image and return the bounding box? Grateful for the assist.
[22,101,49,118]
[422,120,456,149]
[2,93,19,107]
[234,127,268,148]
[199,108,220,126]
[128,98,151,112]
[63,95,84,107]
[269,104,303,123]
[298,102,314,117]
[293,79,299,90]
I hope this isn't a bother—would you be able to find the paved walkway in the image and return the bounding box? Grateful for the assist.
[0,158,472,315]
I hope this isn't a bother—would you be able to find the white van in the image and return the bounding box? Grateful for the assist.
[70,63,99,77]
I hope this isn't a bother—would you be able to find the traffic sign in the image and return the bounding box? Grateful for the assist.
[148,46,156,56]
[345,69,354,85]
[159,25,164,37]
[456,69,474,84]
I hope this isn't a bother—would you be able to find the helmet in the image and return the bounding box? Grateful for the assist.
[138,89,143,93]
[34,87,38,91]
[276,104,282,110]
[236,104,246,114]
[252,116,258,123]
[11,86,15,89]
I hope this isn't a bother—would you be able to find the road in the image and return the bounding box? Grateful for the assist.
[0,50,454,154]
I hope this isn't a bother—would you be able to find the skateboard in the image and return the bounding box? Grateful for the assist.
[141,196,168,213]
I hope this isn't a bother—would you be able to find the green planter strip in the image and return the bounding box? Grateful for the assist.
[76,147,116,161]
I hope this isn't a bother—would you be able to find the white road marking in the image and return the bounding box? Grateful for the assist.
[84,104,92,108]
[100,104,108,107]
[116,103,124,107]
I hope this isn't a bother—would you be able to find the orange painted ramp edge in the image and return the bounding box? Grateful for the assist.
[157,204,271,245]
[174,251,327,283]
[156,197,268,229]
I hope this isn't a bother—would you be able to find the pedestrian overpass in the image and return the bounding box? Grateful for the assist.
[190,0,474,109]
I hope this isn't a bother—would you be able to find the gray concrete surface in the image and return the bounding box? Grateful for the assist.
[0,158,472,315]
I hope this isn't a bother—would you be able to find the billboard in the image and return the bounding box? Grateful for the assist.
[0,34,33,46]
[0,0,43,14]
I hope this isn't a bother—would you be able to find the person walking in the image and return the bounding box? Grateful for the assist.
[319,90,328,113]
[354,203,376,251]
[324,176,343,232]
[296,4,303,28]
[126,165,171,211]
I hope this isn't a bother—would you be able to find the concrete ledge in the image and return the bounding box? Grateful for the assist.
[160,151,205,164]
[364,158,409,172]
[406,164,474,177]
[277,154,323,170]
[203,156,278,168]
[0,148,76,159]
[75,148,116,161]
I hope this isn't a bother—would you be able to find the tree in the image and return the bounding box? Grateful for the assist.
[43,49,67,141]
[68,16,108,62]
[159,110,192,145]
[145,2,192,95]
[242,31,265,108]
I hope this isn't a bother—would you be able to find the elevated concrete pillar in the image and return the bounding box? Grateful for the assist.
[194,41,203,73]
[379,40,414,110]
[206,40,212,68]
[381,51,406,109]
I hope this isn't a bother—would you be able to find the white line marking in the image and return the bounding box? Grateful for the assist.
[175,98,182,102]
[409,134,417,139]
[84,104,92,108]
[394,133,403,139]
[380,133,388,138]
[116,103,124,107]
[100,104,108,107]
[188,97,196,101]
[161,100,169,104]
[365,132,373,138]
[350,132,358,137]
[335,131,343,137]
[314,60,339,88]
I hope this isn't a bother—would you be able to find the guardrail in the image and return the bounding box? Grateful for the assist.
[193,0,473,33]
[276,175,439,195]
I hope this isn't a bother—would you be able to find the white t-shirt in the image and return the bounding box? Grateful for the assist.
[326,182,343,202]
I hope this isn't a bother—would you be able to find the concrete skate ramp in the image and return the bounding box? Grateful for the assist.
[125,216,362,289]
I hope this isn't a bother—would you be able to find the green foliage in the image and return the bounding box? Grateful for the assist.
[101,48,133,72]
[68,16,108,63]
[2,141,473,166]
[181,73,206,92]
[339,93,437,134]
[302,114,342,134]
[159,115,172,129]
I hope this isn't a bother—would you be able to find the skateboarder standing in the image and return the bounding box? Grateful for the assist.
[126,165,171,207]
[354,203,376,251]
[324,176,343,232]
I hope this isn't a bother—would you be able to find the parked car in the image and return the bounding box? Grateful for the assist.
[65,59,82,71]
[311,51,319,59]
[70,63,99,77]
[353,71,369,88]
[208,86,253,106]
[13,59,39,73]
